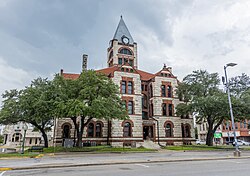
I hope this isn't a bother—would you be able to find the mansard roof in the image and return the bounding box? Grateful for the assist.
[113,16,134,44]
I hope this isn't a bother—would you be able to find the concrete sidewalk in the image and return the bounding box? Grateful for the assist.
[1,150,250,171]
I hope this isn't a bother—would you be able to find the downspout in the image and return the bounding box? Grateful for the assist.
[152,117,164,147]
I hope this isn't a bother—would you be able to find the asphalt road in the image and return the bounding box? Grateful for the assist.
[2,159,250,176]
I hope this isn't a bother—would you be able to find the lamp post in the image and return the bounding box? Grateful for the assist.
[21,123,28,154]
[223,63,240,157]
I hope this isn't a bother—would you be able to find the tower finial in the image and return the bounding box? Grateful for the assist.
[163,63,166,69]
[120,15,123,19]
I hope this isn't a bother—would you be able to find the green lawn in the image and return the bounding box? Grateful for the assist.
[0,153,38,158]
[43,146,157,153]
[164,145,239,151]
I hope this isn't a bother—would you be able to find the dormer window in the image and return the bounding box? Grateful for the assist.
[119,48,132,55]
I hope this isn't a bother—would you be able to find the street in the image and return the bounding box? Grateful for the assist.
[1,159,250,176]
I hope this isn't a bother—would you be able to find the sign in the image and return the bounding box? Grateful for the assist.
[214,133,222,138]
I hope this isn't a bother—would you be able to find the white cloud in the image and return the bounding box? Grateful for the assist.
[141,0,250,79]
[0,57,37,105]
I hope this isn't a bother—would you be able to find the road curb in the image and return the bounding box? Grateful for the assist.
[7,156,250,171]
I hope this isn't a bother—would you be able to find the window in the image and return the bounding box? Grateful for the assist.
[145,85,148,91]
[150,84,153,97]
[118,58,123,64]
[124,58,128,63]
[29,138,32,144]
[123,122,132,137]
[96,123,102,137]
[122,81,126,94]
[185,125,191,137]
[141,84,144,91]
[162,103,167,116]
[87,123,94,137]
[119,48,132,55]
[142,94,147,108]
[165,123,173,137]
[161,85,166,97]
[62,124,70,138]
[128,101,133,115]
[168,104,173,116]
[182,124,191,138]
[167,85,172,97]
[128,81,133,94]
[35,138,38,144]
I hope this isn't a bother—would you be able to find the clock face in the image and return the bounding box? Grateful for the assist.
[122,36,129,44]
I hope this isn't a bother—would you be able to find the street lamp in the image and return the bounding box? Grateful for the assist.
[223,63,240,157]
[21,123,28,154]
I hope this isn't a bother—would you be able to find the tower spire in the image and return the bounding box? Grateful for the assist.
[113,16,134,44]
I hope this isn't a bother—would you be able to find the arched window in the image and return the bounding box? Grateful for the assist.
[96,123,102,137]
[166,124,173,137]
[185,125,191,138]
[123,122,132,137]
[119,48,132,55]
[12,133,22,142]
[62,124,70,138]
[88,123,94,137]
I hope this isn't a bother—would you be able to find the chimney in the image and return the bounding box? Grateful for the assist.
[60,69,64,75]
[82,54,88,72]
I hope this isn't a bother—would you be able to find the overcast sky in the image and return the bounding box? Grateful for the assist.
[1,0,250,104]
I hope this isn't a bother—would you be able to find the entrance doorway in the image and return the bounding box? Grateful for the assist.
[143,126,153,140]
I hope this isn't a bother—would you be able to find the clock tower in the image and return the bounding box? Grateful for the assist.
[107,16,138,69]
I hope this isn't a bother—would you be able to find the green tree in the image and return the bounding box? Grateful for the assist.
[54,70,128,147]
[176,70,249,146]
[229,73,250,97]
[0,78,57,148]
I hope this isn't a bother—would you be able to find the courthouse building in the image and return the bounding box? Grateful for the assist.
[54,17,195,147]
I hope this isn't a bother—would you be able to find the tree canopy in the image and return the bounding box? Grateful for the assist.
[176,70,250,146]
[54,70,128,146]
[0,78,57,147]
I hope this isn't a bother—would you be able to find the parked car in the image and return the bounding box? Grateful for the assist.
[233,140,250,146]
[196,140,206,145]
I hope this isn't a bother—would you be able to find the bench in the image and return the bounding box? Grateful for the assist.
[28,146,44,152]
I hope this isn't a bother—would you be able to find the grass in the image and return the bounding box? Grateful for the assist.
[164,145,238,151]
[0,153,38,158]
[43,145,157,153]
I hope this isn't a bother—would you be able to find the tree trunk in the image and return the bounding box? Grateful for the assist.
[31,122,49,148]
[206,130,214,146]
[41,129,49,148]
[206,116,214,146]
[70,116,81,147]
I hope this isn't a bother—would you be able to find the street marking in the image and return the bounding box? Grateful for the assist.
[0,171,6,176]
[0,168,12,171]
[135,164,149,168]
